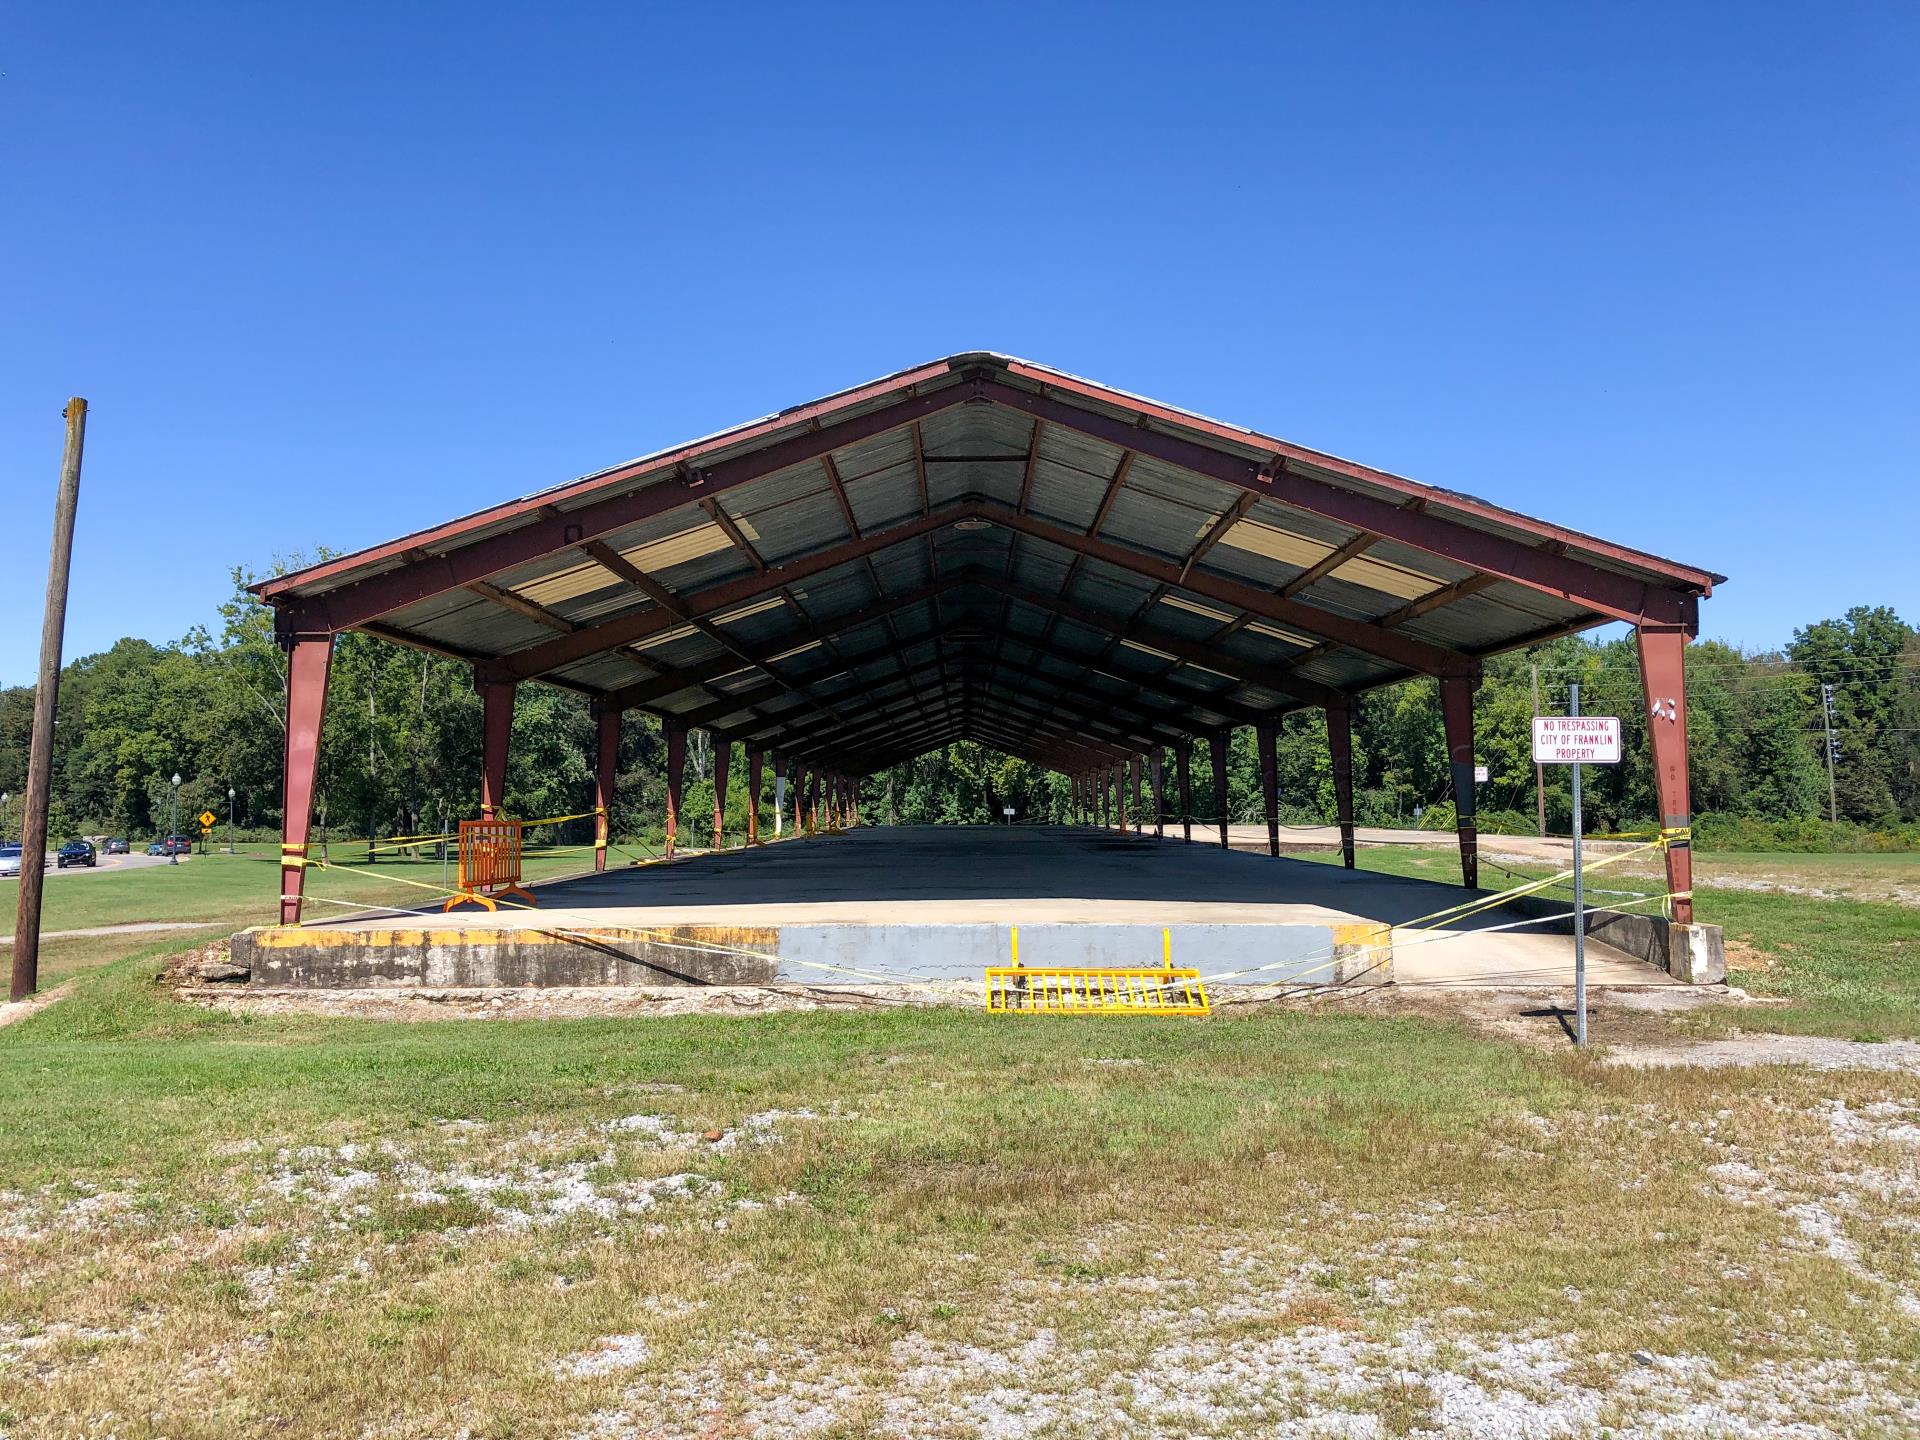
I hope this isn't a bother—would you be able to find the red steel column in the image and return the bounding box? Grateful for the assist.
[1440,675,1479,888]
[1116,763,1129,836]
[593,701,620,873]
[1130,756,1144,839]
[1175,739,1193,843]
[772,751,787,838]
[1210,730,1230,849]
[1326,702,1357,870]
[787,755,805,836]
[747,747,764,845]
[711,735,730,850]
[478,677,516,819]
[1256,719,1280,857]
[278,634,333,925]
[664,720,686,857]
[1150,751,1165,839]
[1638,624,1695,926]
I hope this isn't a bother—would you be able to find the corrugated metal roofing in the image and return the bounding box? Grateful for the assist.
[253,353,1722,772]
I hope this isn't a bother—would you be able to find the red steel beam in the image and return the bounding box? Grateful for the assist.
[608,579,956,711]
[486,506,960,681]
[978,576,1344,708]
[988,629,1287,732]
[859,707,1116,775]
[981,379,1701,629]
[267,382,973,634]
[1179,491,1258,583]
[810,678,1133,774]
[764,649,1191,758]
[581,539,852,726]
[776,683,963,762]
[748,608,1272,763]
[665,624,962,735]
[1277,529,1379,599]
[979,502,1474,677]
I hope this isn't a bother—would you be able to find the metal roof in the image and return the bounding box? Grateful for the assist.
[253,353,1723,775]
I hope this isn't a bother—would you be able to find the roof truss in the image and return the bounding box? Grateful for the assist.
[256,354,1719,777]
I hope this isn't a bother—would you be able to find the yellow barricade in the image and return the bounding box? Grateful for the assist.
[984,964,1211,1015]
[444,818,538,912]
[985,925,1210,1015]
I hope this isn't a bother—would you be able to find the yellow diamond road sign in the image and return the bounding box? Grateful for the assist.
[198,810,217,828]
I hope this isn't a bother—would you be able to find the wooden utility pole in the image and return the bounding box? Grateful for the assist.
[11,399,87,1003]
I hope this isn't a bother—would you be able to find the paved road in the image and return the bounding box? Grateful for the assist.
[0,921,221,946]
[7,851,208,878]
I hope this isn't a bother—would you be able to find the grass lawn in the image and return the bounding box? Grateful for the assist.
[3,946,1919,1436]
[1286,844,1920,1042]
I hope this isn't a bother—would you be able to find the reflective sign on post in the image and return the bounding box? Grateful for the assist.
[1532,716,1622,765]
[1532,700,1622,1051]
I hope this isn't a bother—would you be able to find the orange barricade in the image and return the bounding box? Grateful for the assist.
[443,818,538,911]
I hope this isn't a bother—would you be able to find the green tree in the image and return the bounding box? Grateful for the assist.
[1790,606,1916,821]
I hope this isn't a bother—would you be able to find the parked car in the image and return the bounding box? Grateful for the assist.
[56,840,97,869]
[0,846,20,878]
[103,837,129,855]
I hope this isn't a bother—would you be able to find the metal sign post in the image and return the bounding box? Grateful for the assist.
[1532,693,1623,1047]
[1570,686,1586,1047]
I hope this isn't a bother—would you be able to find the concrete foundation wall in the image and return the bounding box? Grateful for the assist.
[1505,898,1725,985]
[776,922,1392,985]
[231,919,1393,991]
[234,925,779,989]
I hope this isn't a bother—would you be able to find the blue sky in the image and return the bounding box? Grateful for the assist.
[2,2,1914,685]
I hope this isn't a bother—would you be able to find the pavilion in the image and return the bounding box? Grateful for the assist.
[254,353,1722,959]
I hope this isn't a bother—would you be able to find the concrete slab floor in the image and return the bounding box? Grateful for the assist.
[328,825,1672,988]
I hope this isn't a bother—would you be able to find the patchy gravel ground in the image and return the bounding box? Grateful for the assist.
[11,994,1920,1437]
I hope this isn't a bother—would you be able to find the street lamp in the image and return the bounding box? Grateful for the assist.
[227,786,236,854]
[168,773,182,866]
[1,792,9,844]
